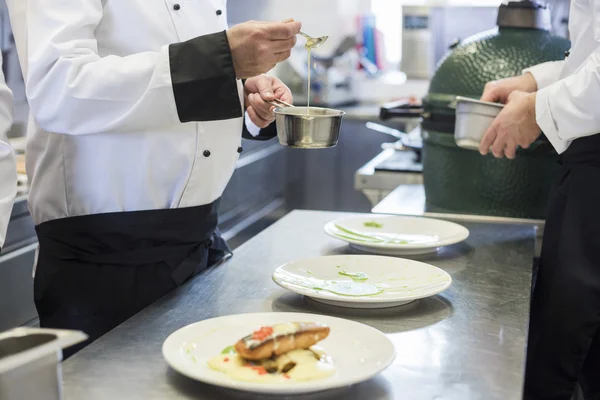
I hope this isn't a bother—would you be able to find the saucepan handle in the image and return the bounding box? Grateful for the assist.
[379,99,424,120]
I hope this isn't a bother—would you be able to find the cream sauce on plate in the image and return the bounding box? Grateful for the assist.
[208,347,335,383]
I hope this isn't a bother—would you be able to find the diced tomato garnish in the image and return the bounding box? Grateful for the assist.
[283,374,291,379]
[223,357,229,362]
[252,326,274,341]
[250,366,268,375]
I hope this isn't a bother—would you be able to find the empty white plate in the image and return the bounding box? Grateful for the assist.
[162,312,395,395]
[325,215,469,256]
[272,255,452,309]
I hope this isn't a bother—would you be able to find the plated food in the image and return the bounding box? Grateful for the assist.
[162,313,395,395]
[273,255,452,309]
[325,215,469,256]
[208,322,334,383]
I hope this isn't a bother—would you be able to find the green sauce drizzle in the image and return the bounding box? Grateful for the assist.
[338,270,369,282]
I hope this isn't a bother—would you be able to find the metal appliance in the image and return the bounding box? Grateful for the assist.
[400,5,500,80]
[401,6,434,79]
[355,119,424,207]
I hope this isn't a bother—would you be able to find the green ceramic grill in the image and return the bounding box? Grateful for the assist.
[382,0,570,219]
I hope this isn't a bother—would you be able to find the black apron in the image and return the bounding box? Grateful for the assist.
[33,199,230,358]
[525,135,600,399]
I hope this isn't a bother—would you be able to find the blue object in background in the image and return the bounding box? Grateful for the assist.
[361,14,378,66]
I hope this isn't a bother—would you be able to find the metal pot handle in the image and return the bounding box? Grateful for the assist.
[449,38,461,50]
[379,99,424,120]
[365,122,423,152]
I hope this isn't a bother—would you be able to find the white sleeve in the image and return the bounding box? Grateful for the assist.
[6,0,242,136]
[533,51,600,154]
[523,60,565,90]
[528,1,600,154]
[244,113,262,137]
[0,55,17,249]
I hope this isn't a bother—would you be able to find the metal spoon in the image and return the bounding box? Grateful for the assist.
[299,31,329,49]
[269,98,294,108]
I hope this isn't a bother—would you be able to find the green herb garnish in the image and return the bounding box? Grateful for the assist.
[364,221,383,228]
[334,225,411,245]
[335,224,382,241]
[221,345,236,355]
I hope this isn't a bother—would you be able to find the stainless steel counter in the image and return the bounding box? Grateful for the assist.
[373,184,545,231]
[61,210,535,400]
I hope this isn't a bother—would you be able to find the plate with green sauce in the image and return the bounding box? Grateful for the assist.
[324,215,469,256]
[272,255,452,309]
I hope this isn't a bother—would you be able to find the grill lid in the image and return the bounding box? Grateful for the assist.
[497,1,552,31]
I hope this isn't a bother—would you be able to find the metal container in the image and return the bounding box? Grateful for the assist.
[274,106,345,149]
[454,96,504,150]
[0,327,87,400]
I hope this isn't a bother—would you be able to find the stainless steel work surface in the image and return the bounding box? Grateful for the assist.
[62,210,535,400]
[373,184,545,231]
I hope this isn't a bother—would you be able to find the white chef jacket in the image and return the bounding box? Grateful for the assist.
[0,52,17,248]
[525,0,600,154]
[5,0,267,225]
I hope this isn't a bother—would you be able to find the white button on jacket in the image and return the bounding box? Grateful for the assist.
[525,0,600,154]
[5,0,270,225]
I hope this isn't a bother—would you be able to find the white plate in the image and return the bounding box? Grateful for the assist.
[273,255,452,309]
[162,313,395,395]
[325,215,469,256]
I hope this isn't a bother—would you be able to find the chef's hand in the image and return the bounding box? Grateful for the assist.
[479,91,541,159]
[480,73,538,104]
[244,75,293,128]
[227,19,301,79]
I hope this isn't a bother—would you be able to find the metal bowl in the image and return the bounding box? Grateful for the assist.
[454,96,504,150]
[273,106,345,149]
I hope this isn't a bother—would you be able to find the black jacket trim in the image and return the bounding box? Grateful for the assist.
[242,121,277,141]
[240,79,277,140]
[169,31,242,122]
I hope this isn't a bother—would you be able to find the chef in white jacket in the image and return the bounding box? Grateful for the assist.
[480,1,600,398]
[0,53,17,251]
[5,0,299,356]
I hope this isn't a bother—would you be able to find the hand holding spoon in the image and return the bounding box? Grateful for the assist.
[299,31,329,49]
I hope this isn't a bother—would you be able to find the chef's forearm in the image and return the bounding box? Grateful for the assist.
[535,52,600,154]
[524,60,565,91]
[169,31,243,123]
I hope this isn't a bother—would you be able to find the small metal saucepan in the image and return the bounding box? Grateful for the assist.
[271,100,345,149]
[453,96,504,151]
